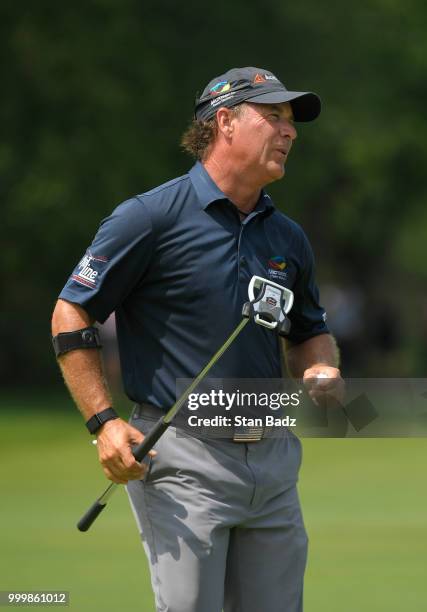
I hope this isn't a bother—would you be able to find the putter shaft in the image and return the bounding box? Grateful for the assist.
[77,317,249,532]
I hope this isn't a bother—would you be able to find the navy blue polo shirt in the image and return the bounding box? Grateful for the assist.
[59,161,328,409]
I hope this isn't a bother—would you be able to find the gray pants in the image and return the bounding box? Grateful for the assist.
[126,412,308,612]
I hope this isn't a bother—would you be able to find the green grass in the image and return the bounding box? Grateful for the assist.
[0,394,154,612]
[0,393,426,611]
[300,439,427,611]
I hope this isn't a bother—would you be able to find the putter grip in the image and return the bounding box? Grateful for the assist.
[77,418,169,533]
[132,417,169,462]
[77,500,107,532]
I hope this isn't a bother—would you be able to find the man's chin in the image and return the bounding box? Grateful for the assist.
[267,163,286,182]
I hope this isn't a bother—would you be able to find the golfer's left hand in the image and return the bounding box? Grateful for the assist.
[303,365,345,406]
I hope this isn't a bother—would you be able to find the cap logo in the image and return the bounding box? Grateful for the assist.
[254,74,266,84]
[210,81,231,96]
[210,92,236,108]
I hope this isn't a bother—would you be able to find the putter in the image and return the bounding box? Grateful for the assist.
[77,275,294,531]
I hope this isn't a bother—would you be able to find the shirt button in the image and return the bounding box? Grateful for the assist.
[240,256,247,266]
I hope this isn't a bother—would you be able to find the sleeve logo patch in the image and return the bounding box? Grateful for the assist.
[72,251,108,288]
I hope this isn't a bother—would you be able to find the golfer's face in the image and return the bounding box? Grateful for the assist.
[232,102,297,184]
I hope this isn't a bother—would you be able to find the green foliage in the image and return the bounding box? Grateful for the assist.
[1,0,426,382]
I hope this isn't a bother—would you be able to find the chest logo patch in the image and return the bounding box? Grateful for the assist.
[267,256,288,281]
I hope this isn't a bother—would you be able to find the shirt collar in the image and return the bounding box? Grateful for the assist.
[189,161,227,209]
[188,161,275,214]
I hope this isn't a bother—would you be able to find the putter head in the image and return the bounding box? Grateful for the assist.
[242,276,294,335]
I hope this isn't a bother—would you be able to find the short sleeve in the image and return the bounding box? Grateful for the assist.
[286,230,329,344]
[59,197,153,323]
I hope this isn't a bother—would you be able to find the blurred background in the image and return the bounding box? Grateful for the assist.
[2,0,427,387]
[1,1,426,610]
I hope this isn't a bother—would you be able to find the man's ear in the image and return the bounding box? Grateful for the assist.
[216,107,235,138]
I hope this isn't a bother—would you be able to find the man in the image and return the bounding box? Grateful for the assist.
[52,66,342,612]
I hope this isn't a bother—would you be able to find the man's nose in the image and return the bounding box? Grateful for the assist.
[281,120,297,141]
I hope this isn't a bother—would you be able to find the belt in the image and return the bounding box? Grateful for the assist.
[133,403,277,443]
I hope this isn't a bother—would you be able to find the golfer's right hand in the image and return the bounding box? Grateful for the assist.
[95,418,157,484]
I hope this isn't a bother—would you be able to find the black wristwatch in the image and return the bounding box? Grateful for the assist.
[85,407,119,435]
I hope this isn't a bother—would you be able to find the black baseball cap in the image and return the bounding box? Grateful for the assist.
[194,66,321,122]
